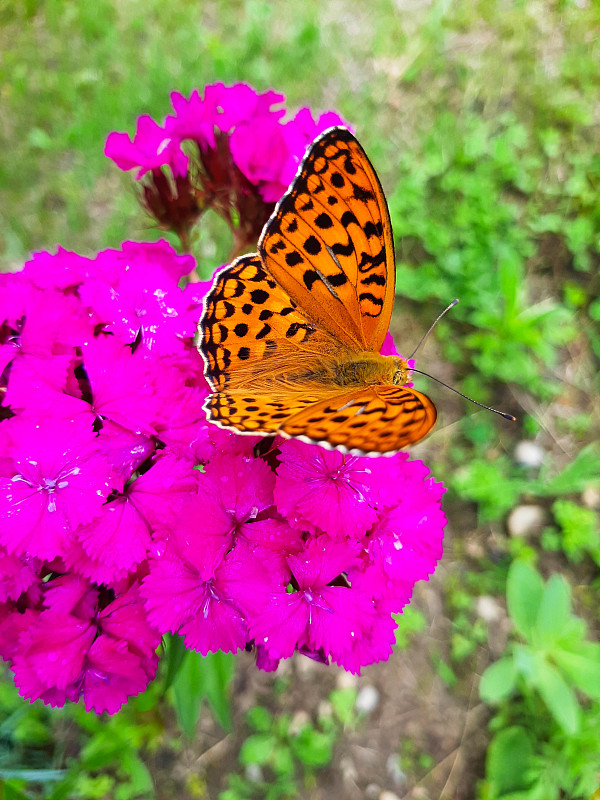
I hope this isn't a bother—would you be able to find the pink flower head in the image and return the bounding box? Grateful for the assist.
[274,440,407,538]
[104,115,189,179]
[79,241,197,353]
[75,494,153,583]
[0,548,40,603]
[249,536,377,668]
[11,578,159,713]
[166,89,216,150]
[96,421,156,483]
[143,535,287,656]
[230,116,291,202]
[197,453,276,543]
[280,107,350,186]
[205,83,286,132]
[22,247,94,290]
[0,416,115,560]
[81,335,160,434]
[358,477,446,608]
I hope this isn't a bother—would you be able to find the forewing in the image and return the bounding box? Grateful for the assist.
[198,254,345,393]
[280,385,437,455]
[259,127,395,353]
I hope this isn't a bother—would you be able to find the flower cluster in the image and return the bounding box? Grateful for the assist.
[105,83,348,254]
[0,84,446,715]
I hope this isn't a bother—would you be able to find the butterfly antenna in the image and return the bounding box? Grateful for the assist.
[408,298,460,360]
[409,368,516,421]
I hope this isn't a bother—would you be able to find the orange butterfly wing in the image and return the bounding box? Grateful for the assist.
[199,254,353,435]
[259,127,395,352]
[281,385,437,454]
[197,128,437,454]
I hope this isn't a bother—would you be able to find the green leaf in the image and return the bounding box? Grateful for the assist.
[479,658,517,704]
[239,734,276,766]
[114,752,154,800]
[163,633,187,691]
[506,561,544,640]
[329,688,357,726]
[535,574,571,643]
[534,661,581,734]
[393,605,427,650]
[485,726,535,795]
[172,649,235,736]
[431,652,458,687]
[553,644,600,700]
[271,744,295,777]
[246,706,273,733]
[0,783,33,800]
[291,727,334,768]
[536,444,600,496]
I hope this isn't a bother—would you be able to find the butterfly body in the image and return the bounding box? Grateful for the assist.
[198,127,437,455]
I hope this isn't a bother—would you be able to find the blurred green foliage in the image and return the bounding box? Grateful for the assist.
[220,691,357,800]
[1,0,599,797]
[478,561,600,799]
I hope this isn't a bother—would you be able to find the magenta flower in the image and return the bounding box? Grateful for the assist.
[274,440,407,538]
[204,82,285,132]
[124,452,200,530]
[166,89,216,149]
[230,116,292,202]
[0,548,40,603]
[143,535,287,656]
[96,421,156,483]
[81,335,160,434]
[280,107,350,186]
[22,247,94,290]
[75,495,153,583]
[11,578,159,713]
[353,476,446,611]
[79,241,197,354]
[97,240,195,285]
[197,454,276,540]
[105,115,189,179]
[248,536,377,668]
[0,83,448,711]
[0,416,116,560]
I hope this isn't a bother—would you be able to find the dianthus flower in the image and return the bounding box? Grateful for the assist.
[11,577,160,713]
[0,83,447,714]
[0,416,116,560]
[105,82,347,243]
[104,114,189,179]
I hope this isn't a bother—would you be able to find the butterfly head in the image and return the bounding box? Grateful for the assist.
[391,357,412,387]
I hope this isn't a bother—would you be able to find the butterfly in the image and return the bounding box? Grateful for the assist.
[197,127,437,455]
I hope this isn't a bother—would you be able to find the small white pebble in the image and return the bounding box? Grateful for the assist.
[514,441,545,468]
[365,783,381,800]
[356,685,380,715]
[244,764,263,783]
[336,670,358,690]
[582,486,600,509]
[379,791,402,800]
[340,754,358,784]
[288,710,311,735]
[385,753,407,786]
[507,505,545,537]
[476,595,503,623]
